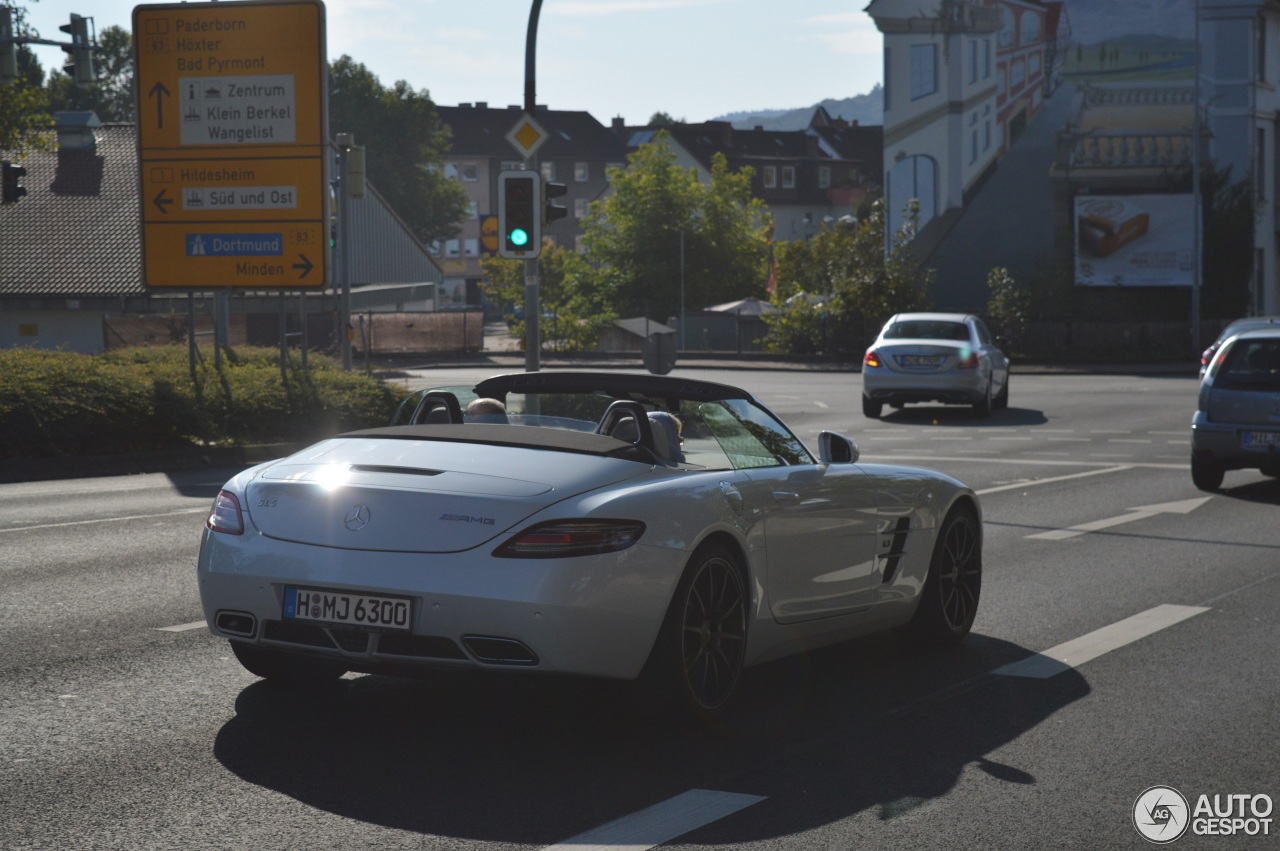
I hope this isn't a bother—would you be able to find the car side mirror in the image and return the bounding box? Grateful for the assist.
[818,431,859,464]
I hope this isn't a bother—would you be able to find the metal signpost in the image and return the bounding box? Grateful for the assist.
[132,0,328,290]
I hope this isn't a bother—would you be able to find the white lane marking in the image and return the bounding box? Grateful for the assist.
[1090,429,1132,434]
[812,401,829,409]
[976,465,1131,496]
[1108,438,1152,444]
[156,620,207,632]
[541,789,765,851]
[868,454,1185,470]
[0,507,208,534]
[1025,496,1211,540]
[931,436,973,441]
[989,437,1033,441]
[993,605,1210,678]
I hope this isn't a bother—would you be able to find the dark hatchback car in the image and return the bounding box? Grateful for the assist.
[1191,329,1280,490]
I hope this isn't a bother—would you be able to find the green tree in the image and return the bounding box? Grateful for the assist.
[762,199,931,356]
[1,5,53,157]
[45,25,134,121]
[582,133,773,322]
[985,267,1030,353]
[481,244,619,354]
[328,56,468,246]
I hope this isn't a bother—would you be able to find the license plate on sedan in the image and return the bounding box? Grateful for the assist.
[1241,431,1280,449]
[284,587,412,630]
[898,355,943,367]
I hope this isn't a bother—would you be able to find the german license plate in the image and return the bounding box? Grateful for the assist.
[1241,431,1280,448]
[284,587,412,630]
[899,355,942,367]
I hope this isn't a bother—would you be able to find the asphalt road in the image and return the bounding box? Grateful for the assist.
[2,369,1277,850]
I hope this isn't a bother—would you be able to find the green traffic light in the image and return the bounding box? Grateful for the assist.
[510,228,529,247]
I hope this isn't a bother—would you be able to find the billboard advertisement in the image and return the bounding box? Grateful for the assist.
[1074,194,1196,287]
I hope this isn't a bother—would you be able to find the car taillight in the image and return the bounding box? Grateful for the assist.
[207,490,244,535]
[957,351,980,369]
[1200,346,1215,370]
[493,519,645,558]
[864,350,881,369]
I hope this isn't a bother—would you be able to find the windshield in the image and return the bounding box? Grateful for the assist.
[391,385,813,471]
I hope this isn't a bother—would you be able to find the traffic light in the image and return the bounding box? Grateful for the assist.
[543,179,568,225]
[1,7,18,82]
[498,170,541,259]
[2,160,27,204]
[59,13,93,89]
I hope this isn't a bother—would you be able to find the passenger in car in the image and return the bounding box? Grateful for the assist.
[465,397,509,424]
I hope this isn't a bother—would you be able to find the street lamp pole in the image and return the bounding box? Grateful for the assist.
[1191,0,1202,353]
[679,228,685,352]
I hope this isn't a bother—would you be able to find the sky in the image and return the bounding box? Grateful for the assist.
[18,0,885,123]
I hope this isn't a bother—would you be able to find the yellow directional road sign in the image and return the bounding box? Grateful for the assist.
[133,0,328,288]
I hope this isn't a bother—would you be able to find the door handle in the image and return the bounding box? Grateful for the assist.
[771,490,800,505]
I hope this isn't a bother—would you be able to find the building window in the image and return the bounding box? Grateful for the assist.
[1258,17,1268,82]
[501,160,522,172]
[969,41,978,84]
[461,162,479,182]
[575,235,586,254]
[983,104,992,151]
[910,44,937,100]
[970,114,979,164]
[574,198,588,218]
[1020,11,1040,44]
[782,166,795,188]
[464,239,479,257]
[445,239,460,258]
[763,166,777,188]
[468,200,479,219]
[983,40,991,78]
[1257,127,1267,201]
[574,162,589,182]
[541,162,555,181]
[443,163,458,180]
[818,166,831,189]
[884,48,891,111]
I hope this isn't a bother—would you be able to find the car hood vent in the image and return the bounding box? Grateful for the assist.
[244,437,645,553]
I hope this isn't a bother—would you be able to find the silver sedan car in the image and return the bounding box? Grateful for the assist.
[862,312,1011,418]
[1191,329,1280,490]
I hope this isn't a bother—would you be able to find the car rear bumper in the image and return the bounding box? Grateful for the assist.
[863,370,987,405]
[1191,412,1280,471]
[197,529,679,680]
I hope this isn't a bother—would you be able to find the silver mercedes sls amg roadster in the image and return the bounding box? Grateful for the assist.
[198,372,983,720]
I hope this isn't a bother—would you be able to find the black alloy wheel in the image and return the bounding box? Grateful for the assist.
[907,506,982,644]
[644,543,749,721]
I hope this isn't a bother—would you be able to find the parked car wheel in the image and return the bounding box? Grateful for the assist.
[862,395,883,418]
[230,641,346,685]
[993,377,1009,410]
[905,506,981,645]
[1191,456,1225,492]
[644,542,748,722]
[972,381,993,418]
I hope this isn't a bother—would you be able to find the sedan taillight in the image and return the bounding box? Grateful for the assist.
[864,350,881,369]
[493,519,645,558]
[207,490,244,535]
[957,351,980,369]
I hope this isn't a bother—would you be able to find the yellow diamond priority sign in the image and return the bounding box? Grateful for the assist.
[505,113,548,161]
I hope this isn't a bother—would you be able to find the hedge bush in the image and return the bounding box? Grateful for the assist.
[0,346,400,459]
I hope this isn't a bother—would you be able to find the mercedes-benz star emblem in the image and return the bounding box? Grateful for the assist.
[344,504,371,531]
